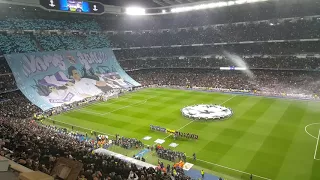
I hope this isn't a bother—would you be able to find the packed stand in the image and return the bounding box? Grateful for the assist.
[0,118,191,180]
[85,35,111,49]
[119,56,320,71]
[0,34,38,54]
[0,91,40,118]
[35,34,65,52]
[58,35,86,50]
[0,58,11,74]
[114,41,320,59]
[0,18,101,31]
[129,69,320,98]
[0,33,113,53]
[0,74,16,92]
[109,17,320,48]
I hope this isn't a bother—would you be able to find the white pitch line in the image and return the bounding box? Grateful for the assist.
[98,97,131,106]
[164,95,237,139]
[58,95,132,115]
[314,129,320,160]
[218,95,237,106]
[305,123,320,139]
[47,117,115,137]
[101,96,157,115]
[187,156,272,180]
[78,96,157,116]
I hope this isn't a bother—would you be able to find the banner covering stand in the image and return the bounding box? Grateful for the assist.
[5,48,140,111]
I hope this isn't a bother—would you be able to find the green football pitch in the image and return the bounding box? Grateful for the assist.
[45,88,320,180]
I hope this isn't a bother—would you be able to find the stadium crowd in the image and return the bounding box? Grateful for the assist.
[0,91,40,118]
[0,74,16,92]
[0,16,318,53]
[129,69,320,97]
[0,117,191,180]
[0,1,319,179]
[109,17,320,47]
[119,56,320,70]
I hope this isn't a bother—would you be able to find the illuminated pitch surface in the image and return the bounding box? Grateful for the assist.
[47,88,320,180]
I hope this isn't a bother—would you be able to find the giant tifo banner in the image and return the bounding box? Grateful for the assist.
[5,48,140,111]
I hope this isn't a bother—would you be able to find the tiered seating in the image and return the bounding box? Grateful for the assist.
[0,34,37,54]
[35,34,65,51]
[85,34,111,49]
[1,18,101,31]
[59,35,86,50]
[8,34,38,53]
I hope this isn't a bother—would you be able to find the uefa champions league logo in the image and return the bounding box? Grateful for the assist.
[181,104,233,120]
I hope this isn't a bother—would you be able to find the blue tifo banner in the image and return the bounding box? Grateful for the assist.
[5,48,140,111]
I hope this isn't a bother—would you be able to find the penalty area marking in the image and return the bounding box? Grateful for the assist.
[46,117,116,137]
[314,129,320,160]
[304,123,320,160]
[78,96,158,116]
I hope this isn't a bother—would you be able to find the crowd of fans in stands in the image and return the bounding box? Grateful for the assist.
[0,91,40,118]
[0,118,191,180]
[0,18,101,31]
[0,16,318,53]
[129,69,320,97]
[0,33,111,54]
[119,56,320,70]
[109,17,320,47]
[0,74,16,92]
[0,3,319,179]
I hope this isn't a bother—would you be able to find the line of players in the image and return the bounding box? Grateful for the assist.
[150,125,199,140]
[170,130,199,140]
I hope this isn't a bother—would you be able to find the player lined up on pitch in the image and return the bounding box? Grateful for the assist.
[155,144,187,162]
[114,134,144,149]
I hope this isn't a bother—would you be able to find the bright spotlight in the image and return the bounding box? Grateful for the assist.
[125,7,146,15]
[162,9,166,13]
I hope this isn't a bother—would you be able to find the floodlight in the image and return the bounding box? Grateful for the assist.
[125,7,146,15]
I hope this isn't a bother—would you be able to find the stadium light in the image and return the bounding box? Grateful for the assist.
[162,9,166,14]
[171,0,269,13]
[125,7,146,15]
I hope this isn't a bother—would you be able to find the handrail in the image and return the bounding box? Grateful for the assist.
[0,155,33,173]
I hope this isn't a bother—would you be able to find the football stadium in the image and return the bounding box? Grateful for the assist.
[1,0,320,180]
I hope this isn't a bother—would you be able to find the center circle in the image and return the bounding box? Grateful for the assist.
[181,104,233,121]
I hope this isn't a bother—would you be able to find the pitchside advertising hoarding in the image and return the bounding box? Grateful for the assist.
[5,48,140,111]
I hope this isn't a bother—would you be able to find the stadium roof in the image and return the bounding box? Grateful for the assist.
[91,0,215,8]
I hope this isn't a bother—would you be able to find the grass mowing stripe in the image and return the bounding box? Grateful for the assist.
[243,102,308,179]
[200,98,276,163]
[46,88,320,180]
[311,155,320,180]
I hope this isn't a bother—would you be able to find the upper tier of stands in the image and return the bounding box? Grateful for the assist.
[0,34,111,54]
[0,16,318,53]
[0,18,100,31]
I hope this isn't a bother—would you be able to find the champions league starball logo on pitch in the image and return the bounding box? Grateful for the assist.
[181,104,233,120]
